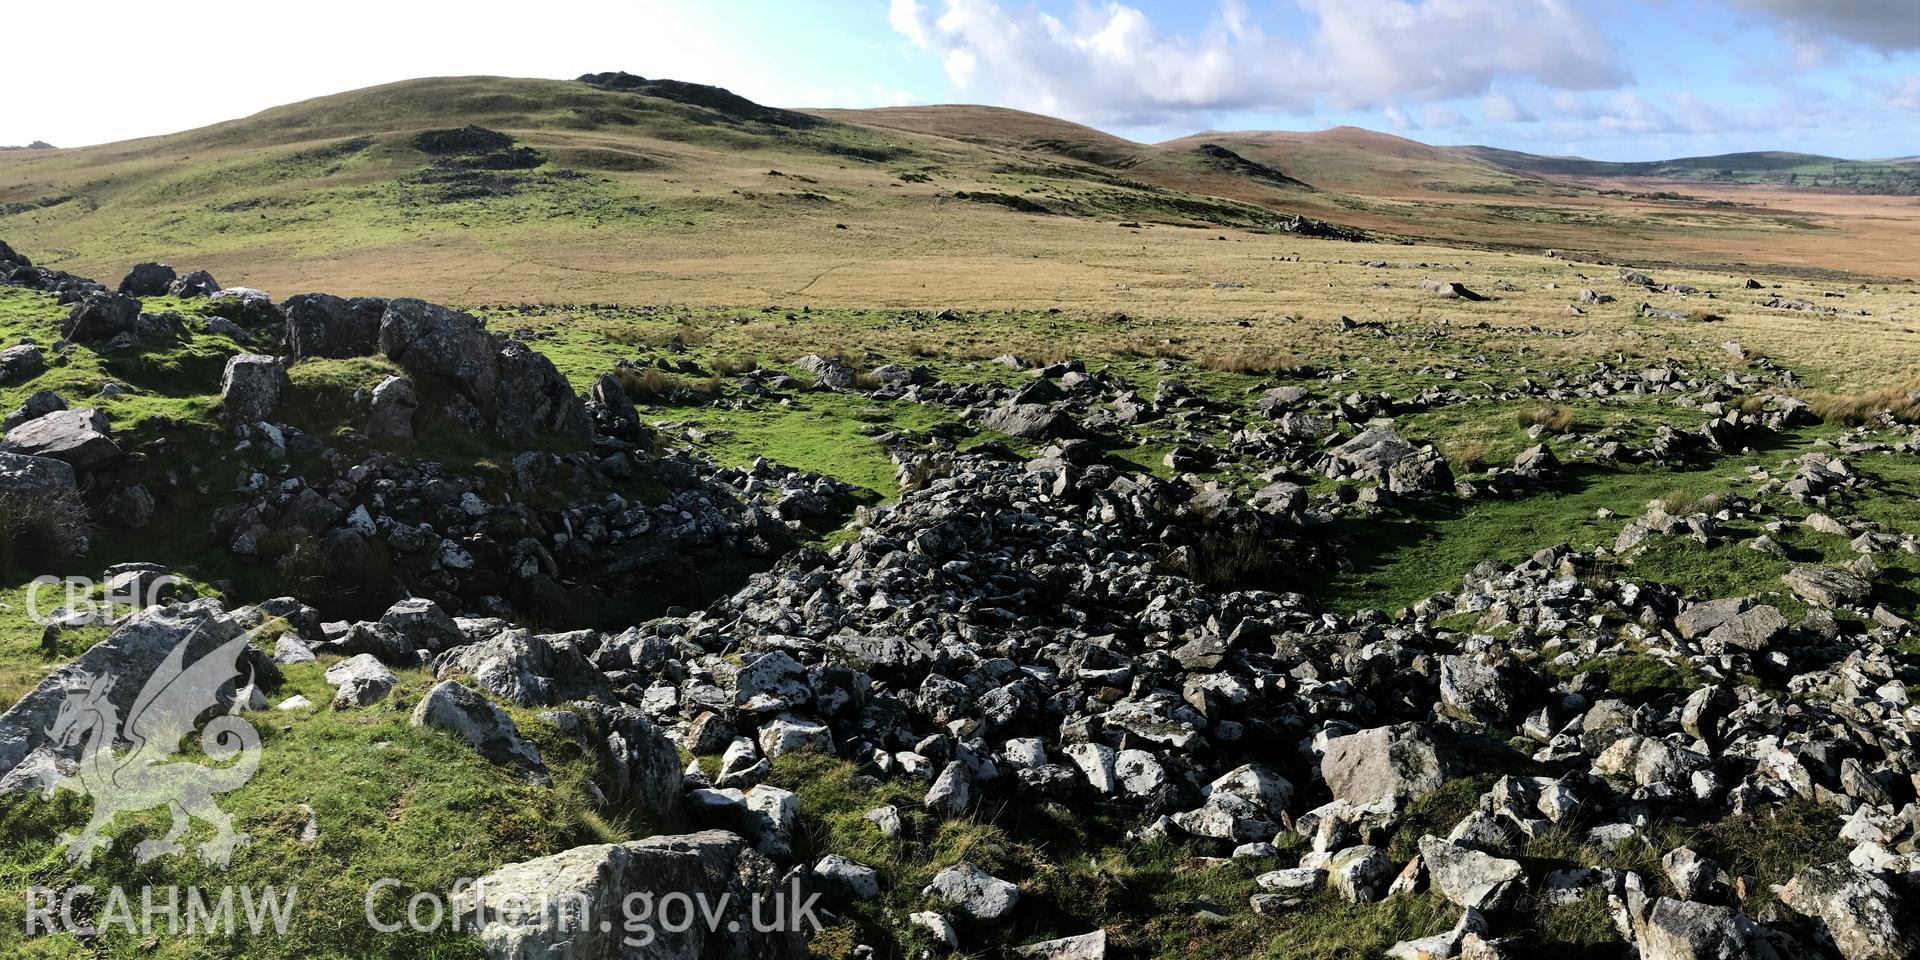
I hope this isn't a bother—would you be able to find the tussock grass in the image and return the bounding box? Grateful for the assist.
[1806,376,1920,424]
[612,366,719,403]
[1517,404,1576,432]
[1444,439,1492,473]
[709,354,758,377]
[1657,488,1724,516]
[1196,348,1311,376]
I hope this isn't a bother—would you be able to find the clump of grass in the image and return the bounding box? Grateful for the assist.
[1805,377,1920,424]
[613,366,719,403]
[1198,349,1311,376]
[710,354,758,377]
[1517,404,1575,432]
[1571,652,1704,701]
[603,321,713,351]
[1167,523,1273,588]
[1657,488,1723,516]
[1445,439,1491,473]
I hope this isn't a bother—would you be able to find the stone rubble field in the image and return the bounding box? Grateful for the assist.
[0,238,1917,959]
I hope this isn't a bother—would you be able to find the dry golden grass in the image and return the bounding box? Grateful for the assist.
[1197,348,1313,376]
[1806,377,1920,424]
[1517,404,1576,432]
[710,355,758,377]
[1444,439,1492,474]
[612,366,718,402]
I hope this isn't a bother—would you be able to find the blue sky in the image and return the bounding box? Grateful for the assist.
[4,0,1917,160]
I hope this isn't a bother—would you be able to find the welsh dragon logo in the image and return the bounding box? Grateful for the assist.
[43,625,264,868]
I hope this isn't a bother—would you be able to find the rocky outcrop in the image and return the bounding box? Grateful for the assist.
[378,298,588,442]
[283,292,386,359]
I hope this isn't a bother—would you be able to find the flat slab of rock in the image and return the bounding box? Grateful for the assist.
[1782,566,1870,608]
[456,830,804,960]
[0,407,121,469]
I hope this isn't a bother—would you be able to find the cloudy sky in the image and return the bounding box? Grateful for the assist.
[3,0,1916,160]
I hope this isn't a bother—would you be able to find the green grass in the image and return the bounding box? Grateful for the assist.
[0,657,637,960]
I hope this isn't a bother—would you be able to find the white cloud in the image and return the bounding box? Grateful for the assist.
[1422,105,1468,128]
[1383,105,1417,130]
[1888,75,1920,111]
[1482,92,1536,123]
[886,0,1625,126]
[1299,0,1625,108]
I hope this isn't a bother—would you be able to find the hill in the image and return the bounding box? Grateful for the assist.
[3,73,1918,303]
[1460,145,1920,194]
[810,103,1145,167]
[1160,126,1555,196]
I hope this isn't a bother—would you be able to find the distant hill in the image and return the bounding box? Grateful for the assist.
[1157,126,1553,196]
[1458,146,1920,194]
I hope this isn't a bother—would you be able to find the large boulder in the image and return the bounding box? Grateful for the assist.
[1439,655,1533,726]
[379,597,466,652]
[1779,862,1918,960]
[379,298,499,401]
[494,339,592,441]
[923,861,1020,921]
[455,831,806,960]
[411,680,550,785]
[574,701,684,821]
[1331,427,1454,494]
[0,407,122,470]
[432,629,611,706]
[1418,836,1526,912]
[0,450,76,500]
[1321,723,1464,807]
[3,389,66,430]
[283,293,386,359]
[167,270,220,298]
[1636,898,1779,960]
[0,344,44,384]
[378,299,587,442]
[1594,735,1712,788]
[117,262,176,297]
[0,600,249,779]
[984,403,1074,440]
[61,292,140,343]
[219,354,287,428]
[1782,566,1871,608]
[205,288,284,329]
[326,654,397,708]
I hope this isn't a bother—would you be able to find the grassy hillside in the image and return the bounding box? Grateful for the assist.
[811,103,1147,167]
[1160,126,1559,197]
[4,73,1919,306]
